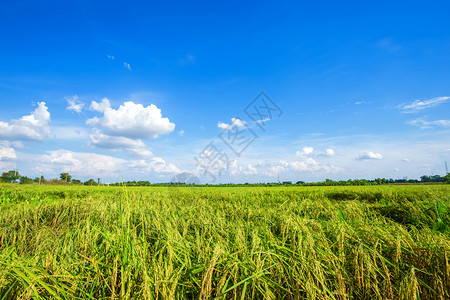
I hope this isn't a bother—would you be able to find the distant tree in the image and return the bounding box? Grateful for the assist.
[60,172,72,182]
[421,175,443,183]
[84,179,96,186]
[0,170,20,183]
[443,173,450,184]
[19,176,32,184]
[71,179,81,185]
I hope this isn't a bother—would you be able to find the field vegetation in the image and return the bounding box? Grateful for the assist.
[0,184,449,299]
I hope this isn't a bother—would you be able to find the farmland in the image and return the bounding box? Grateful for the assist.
[0,184,449,299]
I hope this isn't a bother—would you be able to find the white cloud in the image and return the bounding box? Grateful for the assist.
[324,148,335,156]
[87,101,175,139]
[402,158,411,162]
[355,151,383,161]
[296,146,314,156]
[217,122,230,130]
[278,157,341,173]
[124,62,131,71]
[130,157,180,174]
[178,130,185,136]
[0,146,16,161]
[89,130,146,150]
[66,95,85,113]
[89,130,154,158]
[217,118,247,130]
[0,102,51,141]
[30,149,181,181]
[90,98,111,113]
[399,96,450,113]
[107,55,114,60]
[231,118,246,127]
[407,118,450,129]
[40,150,126,178]
[243,163,258,175]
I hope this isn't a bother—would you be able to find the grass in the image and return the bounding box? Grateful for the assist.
[0,184,449,299]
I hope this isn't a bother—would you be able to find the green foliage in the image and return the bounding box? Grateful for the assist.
[59,172,72,182]
[443,173,450,184]
[83,178,96,186]
[0,184,449,299]
[0,170,20,183]
[19,176,32,184]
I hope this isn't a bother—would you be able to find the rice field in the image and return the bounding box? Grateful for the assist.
[0,184,449,299]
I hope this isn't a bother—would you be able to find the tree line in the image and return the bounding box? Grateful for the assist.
[1,170,449,186]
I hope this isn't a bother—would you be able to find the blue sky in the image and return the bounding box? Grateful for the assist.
[1,0,449,183]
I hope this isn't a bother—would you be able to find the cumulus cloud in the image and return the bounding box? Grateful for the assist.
[355,151,383,161]
[38,150,180,179]
[225,157,343,179]
[66,95,85,113]
[90,98,111,113]
[399,96,450,113]
[279,157,340,173]
[296,146,314,156]
[0,145,16,161]
[89,130,154,158]
[0,102,51,141]
[407,118,450,129]
[130,157,180,174]
[41,150,126,177]
[89,130,146,150]
[243,163,258,175]
[217,118,247,130]
[87,101,175,139]
[324,148,335,156]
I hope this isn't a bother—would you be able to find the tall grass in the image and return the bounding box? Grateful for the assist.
[0,184,449,299]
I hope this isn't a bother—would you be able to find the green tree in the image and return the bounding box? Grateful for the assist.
[0,170,20,183]
[84,179,96,186]
[60,172,72,182]
[19,176,32,184]
[443,173,450,184]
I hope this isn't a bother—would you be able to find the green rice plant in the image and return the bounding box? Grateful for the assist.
[0,184,449,299]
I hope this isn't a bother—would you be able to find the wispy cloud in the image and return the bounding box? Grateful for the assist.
[398,96,450,113]
[408,118,450,129]
[66,95,85,113]
[296,146,314,156]
[217,118,247,130]
[107,55,115,60]
[355,151,383,161]
[123,62,131,71]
